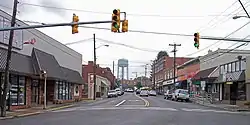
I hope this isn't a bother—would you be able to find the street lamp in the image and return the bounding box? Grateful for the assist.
[40,70,47,109]
[232,15,250,20]
[96,44,109,49]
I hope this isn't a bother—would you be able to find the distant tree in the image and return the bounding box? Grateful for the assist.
[157,51,169,60]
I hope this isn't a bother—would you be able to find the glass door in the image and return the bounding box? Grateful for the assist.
[31,80,39,105]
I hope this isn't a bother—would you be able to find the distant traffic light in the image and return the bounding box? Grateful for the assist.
[194,32,200,49]
[122,20,128,32]
[111,9,120,32]
[72,13,79,34]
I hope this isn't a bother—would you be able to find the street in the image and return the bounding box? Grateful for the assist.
[1,92,250,125]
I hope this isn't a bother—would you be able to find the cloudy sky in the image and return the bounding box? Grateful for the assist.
[1,0,250,79]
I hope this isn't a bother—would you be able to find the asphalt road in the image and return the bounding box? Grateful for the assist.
[1,92,250,125]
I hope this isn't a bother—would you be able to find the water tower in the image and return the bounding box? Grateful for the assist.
[117,59,129,80]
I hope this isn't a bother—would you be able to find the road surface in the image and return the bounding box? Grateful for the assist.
[1,92,250,125]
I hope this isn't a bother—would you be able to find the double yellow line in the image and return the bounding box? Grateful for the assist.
[135,94,150,107]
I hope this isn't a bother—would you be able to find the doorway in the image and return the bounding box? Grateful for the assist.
[31,79,40,105]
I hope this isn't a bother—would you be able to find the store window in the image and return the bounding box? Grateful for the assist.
[56,81,71,100]
[228,63,231,72]
[231,62,235,72]
[235,61,239,71]
[9,74,26,106]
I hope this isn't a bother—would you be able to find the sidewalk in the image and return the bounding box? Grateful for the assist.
[0,98,101,120]
[191,98,250,112]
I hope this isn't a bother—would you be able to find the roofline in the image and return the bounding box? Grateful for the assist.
[0,9,82,57]
[177,56,200,69]
[200,49,250,60]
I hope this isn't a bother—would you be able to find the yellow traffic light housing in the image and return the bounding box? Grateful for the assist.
[194,32,200,49]
[122,20,128,32]
[111,9,120,32]
[72,13,79,34]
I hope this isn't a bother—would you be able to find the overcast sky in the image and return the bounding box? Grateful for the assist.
[1,0,250,79]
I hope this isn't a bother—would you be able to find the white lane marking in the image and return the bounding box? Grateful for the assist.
[115,100,126,107]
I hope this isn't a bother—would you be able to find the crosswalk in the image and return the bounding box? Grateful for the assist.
[51,106,247,114]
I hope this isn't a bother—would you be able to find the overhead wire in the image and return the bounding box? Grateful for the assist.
[201,34,250,63]
[20,2,247,18]
[186,1,250,56]
[186,4,250,56]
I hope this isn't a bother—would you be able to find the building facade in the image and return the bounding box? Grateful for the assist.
[193,49,250,105]
[0,9,84,110]
[82,61,115,99]
[152,56,192,93]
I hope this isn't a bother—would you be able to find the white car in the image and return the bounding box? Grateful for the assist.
[172,89,189,102]
[115,88,122,96]
[140,90,149,97]
[107,90,118,98]
[149,90,157,96]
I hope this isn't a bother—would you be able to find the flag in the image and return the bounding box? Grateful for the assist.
[24,38,36,45]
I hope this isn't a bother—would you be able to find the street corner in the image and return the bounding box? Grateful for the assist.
[16,111,42,117]
[46,104,75,112]
[0,116,14,120]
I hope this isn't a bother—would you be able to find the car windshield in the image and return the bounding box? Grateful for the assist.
[180,90,188,94]
[108,90,116,93]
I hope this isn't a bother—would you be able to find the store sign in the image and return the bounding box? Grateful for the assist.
[0,16,23,49]
[163,79,177,85]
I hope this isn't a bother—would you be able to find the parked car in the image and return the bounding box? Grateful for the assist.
[115,88,122,96]
[126,88,134,92]
[149,90,157,96]
[164,90,173,99]
[136,89,141,94]
[172,89,189,102]
[108,90,118,98]
[140,90,149,97]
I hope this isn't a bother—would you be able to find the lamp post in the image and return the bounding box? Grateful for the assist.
[232,15,250,20]
[93,33,109,100]
[40,70,47,109]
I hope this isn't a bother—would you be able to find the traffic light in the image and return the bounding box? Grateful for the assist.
[111,9,120,32]
[122,20,128,32]
[194,32,200,49]
[72,13,79,34]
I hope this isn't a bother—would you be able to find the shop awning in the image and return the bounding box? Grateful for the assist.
[0,47,34,75]
[193,67,217,80]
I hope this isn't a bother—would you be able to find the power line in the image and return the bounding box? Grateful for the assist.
[186,20,250,56]
[20,2,247,18]
[186,1,250,56]
[96,38,160,53]
[202,34,250,63]
[197,0,239,32]
[64,38,93,45]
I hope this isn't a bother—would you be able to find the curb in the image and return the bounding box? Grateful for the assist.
[0,116,14,120]
[192,101,250,112]
[46,104,75,112]
[0,104,75,120]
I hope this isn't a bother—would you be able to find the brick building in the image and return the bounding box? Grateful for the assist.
[152,56,192,93]
[82,61,115,98]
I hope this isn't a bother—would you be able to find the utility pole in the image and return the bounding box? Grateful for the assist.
[145,65,147,77]
[153,60,156,90]
[93,34,96,100]
[112,61,115,89]
[169,43,181,90]
[1,0,19,117]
